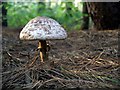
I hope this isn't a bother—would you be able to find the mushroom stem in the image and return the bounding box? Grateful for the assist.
[38,40,47,62]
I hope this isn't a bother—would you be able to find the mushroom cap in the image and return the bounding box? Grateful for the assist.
[20,16,67,40]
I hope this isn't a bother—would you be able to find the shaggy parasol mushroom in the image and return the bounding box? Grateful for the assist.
[19,16,67,64]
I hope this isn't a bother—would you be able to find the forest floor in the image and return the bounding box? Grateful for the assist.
[2,27,120,89]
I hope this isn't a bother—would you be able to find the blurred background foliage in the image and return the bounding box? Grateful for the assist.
[2,1,85,31]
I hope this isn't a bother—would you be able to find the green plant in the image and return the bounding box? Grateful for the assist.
[7,2,84,31]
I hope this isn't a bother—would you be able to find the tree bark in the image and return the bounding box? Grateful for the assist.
[2,2,8,27]
[65,2,73,17]
[86,2,120,30]
[38,2,46,13]
[81,2,89,30]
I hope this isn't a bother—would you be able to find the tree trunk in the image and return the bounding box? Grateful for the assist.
[2,2,8,27]
[65,2,73,17]
[86,2,120,30]
[81,2,89,30]
[38,2,46,13]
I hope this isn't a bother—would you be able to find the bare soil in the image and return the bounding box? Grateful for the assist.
[2,27,120,89]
